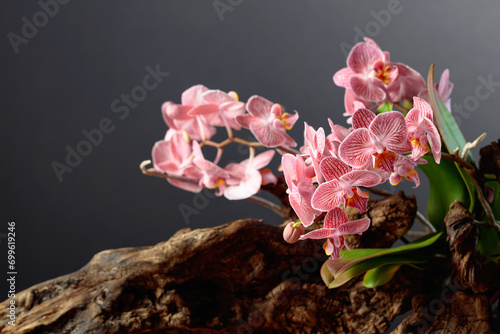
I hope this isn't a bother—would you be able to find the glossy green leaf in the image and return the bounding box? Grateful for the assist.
[427,65,476,214]
[363,264,402,288]
[321,232,442,288]
[427,65,475,164]
[418,156,470,229]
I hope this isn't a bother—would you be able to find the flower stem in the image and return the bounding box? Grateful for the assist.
[245,195,287,218]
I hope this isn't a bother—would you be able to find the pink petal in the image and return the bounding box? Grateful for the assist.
[188,104,220,116]
[224,168,261,200]
[320,157,350,182]
[299,228,337,240]
[324,207,349,229]
[289,189,317,227]
[350,76,386,102]
[352,108,376,130]
[423,118,441,163]
[250,122,287,147]
[369,111,409,153]
[235,114,257,129]
[201,90,234,104]
[341,170,383,188]
[337,218,371,235]
[405,169,420,188]
[333,67,355,88]
[282,154,299,187]
[250,150,276,170]
[311,180,344,211]
[347,43,384,74]
[412,97,433,121]
[246,95,273,119]
[338,128,374,168]
[181,84,208,106]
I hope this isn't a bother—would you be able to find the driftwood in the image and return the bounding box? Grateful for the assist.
[0,192,498,333]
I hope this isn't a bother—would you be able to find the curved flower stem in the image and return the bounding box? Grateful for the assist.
[404,230,429,239]
[245,195,287,218]
[440,152,475,170]
[276,146,300,155]
[139,160,199,185]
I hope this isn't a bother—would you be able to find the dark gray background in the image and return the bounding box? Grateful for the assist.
[2,1,500,294]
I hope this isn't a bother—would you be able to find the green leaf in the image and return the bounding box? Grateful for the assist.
[363,264,402,288]
[427,65,476,214]
[322,232,442,288]
[476,225,500,263]
[427,65,475,164]
[418,156,471,229]
[377,101,392,113]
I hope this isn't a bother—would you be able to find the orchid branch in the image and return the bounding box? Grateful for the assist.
[245,195,287,218]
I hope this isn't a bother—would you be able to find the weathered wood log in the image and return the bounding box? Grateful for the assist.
[0,192,496,333]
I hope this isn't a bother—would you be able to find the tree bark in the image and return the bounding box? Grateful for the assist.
[0,192,497,333]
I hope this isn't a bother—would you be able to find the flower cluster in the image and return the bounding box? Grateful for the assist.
[282,38,445,259]
[147,38,447,261]
[151,84,298,200]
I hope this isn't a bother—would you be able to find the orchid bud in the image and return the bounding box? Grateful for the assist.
[283,222,305,244]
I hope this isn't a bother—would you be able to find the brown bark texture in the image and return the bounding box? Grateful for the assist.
[0,192,497,333]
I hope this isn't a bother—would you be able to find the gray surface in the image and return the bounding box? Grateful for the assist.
[2,1,500,295]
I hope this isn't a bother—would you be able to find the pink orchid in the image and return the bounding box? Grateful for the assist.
[192,141,230,196]
[311,157,383,213]
[386,63,427,103]
[334,41,398,102]
[236,96,298,148]
[300,123,331,183]
[162,85,216,141]
[282,154,321,227]
[299,207,371,259]
[327,119,351,157]
[419,69,453,111]
[152,132,203,193]
[224,150,275,200]
[405,97,441,163]
[390,155,427,188]
[188,89,246,131]
[339,111,412,174]
[343,88,371,123]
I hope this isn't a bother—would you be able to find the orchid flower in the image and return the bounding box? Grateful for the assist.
[343,88,371,123]
[334,41,398,102]
[311,157,383,214]
[192,141,230,196]
[161,85,216,141]
[386,63,427,103]
[282,154,321,227]
[300,124,330,183]
[405,97,441,163]
[327,119,351,157]
[390,155,427,188]
[299,207,371,259]
[188,89,246,131]
[236,95,298,148]
[224,150,275,200]
[152,132,203,193]
[339,110,412,174]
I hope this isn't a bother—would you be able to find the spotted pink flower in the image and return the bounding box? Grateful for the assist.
[282,154,320,227]
[405,97,441,163]
[390,155,427,188]
[301,123,331,183]
[327,119,351,157]
[311,157,382,213]
[224,150,275,200]
[299,207,371,259]
[386,63,426,103]
[236,96,298,148]
[339,111,412,174]
[334,42,398,102]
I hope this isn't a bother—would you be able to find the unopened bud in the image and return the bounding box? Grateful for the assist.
[283,222,305,244]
